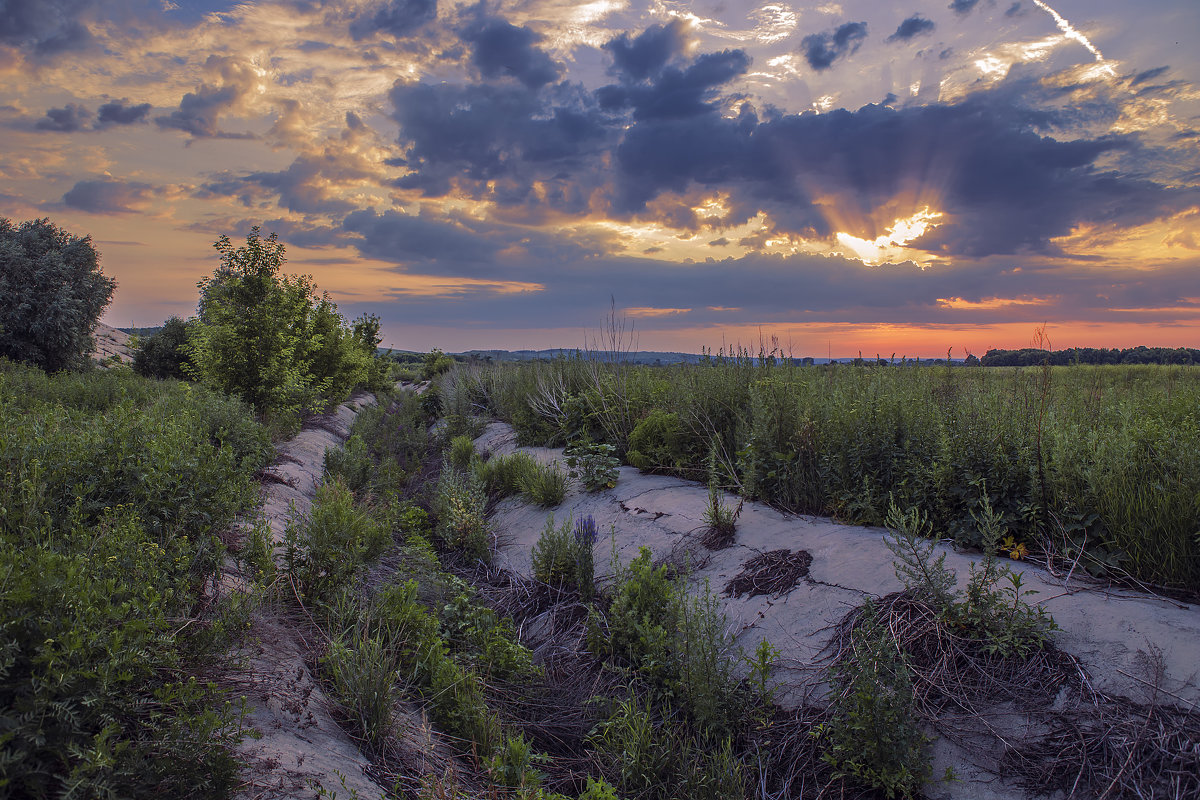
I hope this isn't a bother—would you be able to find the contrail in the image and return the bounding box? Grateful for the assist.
[1030,0,1116,75]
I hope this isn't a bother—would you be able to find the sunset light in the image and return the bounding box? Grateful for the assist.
[0,0,1196,355]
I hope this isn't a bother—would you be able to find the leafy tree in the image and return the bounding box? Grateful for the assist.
[185,227,383,418]
[133,315,194,379]
[0,217,116,371]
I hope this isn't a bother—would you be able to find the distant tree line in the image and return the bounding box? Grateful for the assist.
[981,346,1200,366]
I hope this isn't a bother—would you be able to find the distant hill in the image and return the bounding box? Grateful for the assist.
[381,347,964,366]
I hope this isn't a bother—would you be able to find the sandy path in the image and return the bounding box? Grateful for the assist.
[475,421,1200,800]
[226,392,392,800]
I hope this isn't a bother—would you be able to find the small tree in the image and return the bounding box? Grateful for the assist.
[0,218,115,371]
[133,316,194,380]
[186,227,381,418]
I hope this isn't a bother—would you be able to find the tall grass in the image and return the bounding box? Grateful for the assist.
[462,358,1200,590]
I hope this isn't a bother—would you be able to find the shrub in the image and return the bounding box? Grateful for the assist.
[133,316,194,380]
[626,410,685,473]
[819,600,931,799]
[531,514,597,599]
[447,434,476,470]
[0,217,116,372]
[432,468,491,562]
[321,634,399,755]
[517,460,569,507]
[602,548,676,680]
[474,450,537,499]
[185,227,382,423]
[565,442,620,491]
[284,479,389,602]
[421,348,455,381]
[440,586,540,681]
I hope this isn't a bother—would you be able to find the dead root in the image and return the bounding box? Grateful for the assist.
[724,549,814,599]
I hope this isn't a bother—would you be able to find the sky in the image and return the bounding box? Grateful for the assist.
[1,0,1198,356]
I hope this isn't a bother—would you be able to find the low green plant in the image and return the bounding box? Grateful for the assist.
[602,548,676,680]
[488,731,548,790]
[284,479,389,603]
[702,484,741,544]
[818,600,931,799]
[884,497,1056,656]
[517,460,569,507]
[625,409,686,473]
[565,442,620,491]
[589,690,674,796]
[440,585,540,681]
[321,633,399,755]
[432,468,491,561]
[447,434,476,471]
[531,514,597,599]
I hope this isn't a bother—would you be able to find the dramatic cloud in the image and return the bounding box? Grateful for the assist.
[599,49,751,120]
[96,100,151,127]
[801,22,868,71]
[604,20,689,82]
[343,209,502,273]
[949,0,981,15]
[37,103,92,132]
[887,15,935,43]
[155,56,258,138]
[348,0,437,41]
[388,80,609,202]
[61,178,156,214]
[461,17,561,89]
[0,0,94,56]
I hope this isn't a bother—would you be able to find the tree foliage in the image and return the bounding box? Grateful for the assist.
[0,217,116,371]
[133,315,194,380]
[185,227,385,418]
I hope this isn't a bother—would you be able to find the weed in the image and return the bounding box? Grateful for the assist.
[531,514,597,599]
[447,434,476,471]
[321,633,399,755]
[517,460,569,507]
[818,600,931,799]
[565,442,620,491]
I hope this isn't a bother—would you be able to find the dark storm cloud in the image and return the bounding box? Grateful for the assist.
[801,22,868,71]
[460,16,560,89]
[0,0,94,56]
[348,0,436,41]
[887,15,935,43]
[342,209,502,272]
[603,19,688,81]
[610,89,1199,256]
[96,99,151,126]
[36,103,91,131]
[949,0,981,15]
[598,49,751,120]
[61,178,155,214]
[388,80,608,202]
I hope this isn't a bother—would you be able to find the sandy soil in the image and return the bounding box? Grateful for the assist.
[225,393,394,800]
[91,322,134,365]
[475,421,1200,800]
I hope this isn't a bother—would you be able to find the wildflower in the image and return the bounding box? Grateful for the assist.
[574,515,598,545]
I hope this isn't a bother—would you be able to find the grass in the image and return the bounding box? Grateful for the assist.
[457,357,1200,592]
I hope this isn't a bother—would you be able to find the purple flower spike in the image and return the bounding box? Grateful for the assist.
[575,515,598,545]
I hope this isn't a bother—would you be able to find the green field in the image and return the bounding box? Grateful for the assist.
[450,357,1200,591]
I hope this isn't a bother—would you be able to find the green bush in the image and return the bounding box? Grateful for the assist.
[321,633,399,755]
[432,468,491,562]
[133,316,194,380]
[447,434,476,470]
[0,217,116,372]
[517,460,569,507]
[421,348,455,381]
[565,442,620,491]
[819,600,931,799]
[284,479,389,602]
[0,364,265,799]
[626,410,685,473]
[185,228,383,424]
[531,514,597,599]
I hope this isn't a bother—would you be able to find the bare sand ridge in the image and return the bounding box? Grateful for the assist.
[475,421,1200,800]
[226,393,393,800]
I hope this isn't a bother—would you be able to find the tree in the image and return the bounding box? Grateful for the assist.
[133,316,194,379]
[185,227,382,418]
[0,218,115,371]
